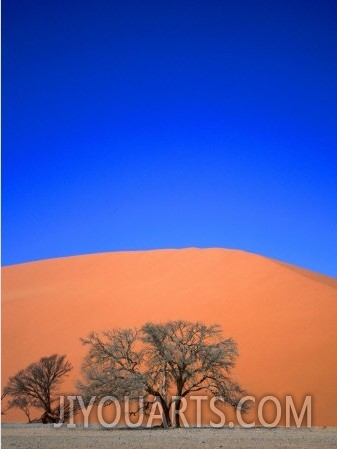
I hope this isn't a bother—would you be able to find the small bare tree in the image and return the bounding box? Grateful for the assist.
[4,354,73,423]
[79,321,246,427]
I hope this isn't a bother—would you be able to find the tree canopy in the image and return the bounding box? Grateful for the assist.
[79,320,245,427]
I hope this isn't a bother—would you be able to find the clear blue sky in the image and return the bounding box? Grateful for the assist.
[2,0,337,277]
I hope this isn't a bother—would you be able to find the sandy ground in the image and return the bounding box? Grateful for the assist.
[1,426,337,449]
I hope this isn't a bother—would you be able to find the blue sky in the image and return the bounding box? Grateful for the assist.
[2,0,337,277]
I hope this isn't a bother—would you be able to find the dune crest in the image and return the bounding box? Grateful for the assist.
[2,248,337,425]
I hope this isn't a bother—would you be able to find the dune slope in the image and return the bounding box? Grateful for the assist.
[2,249,337,425]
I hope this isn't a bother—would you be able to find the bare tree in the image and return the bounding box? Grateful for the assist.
[4,354,73,423]
[79,321,246,427]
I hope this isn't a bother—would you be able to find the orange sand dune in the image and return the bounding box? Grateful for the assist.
[2,249,337,425]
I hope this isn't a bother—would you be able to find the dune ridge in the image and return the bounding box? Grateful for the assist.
[2,248,337,425]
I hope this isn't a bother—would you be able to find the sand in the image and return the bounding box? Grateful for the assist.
[2,426,337,449]
[2,248,337,425]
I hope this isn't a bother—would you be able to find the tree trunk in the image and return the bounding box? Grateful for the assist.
[159,397,172,428]
[174,398,182,428]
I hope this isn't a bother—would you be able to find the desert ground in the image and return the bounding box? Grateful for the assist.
[2,425,337,449]
[2,249,337,425]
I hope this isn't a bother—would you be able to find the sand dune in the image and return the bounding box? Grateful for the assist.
[2,249,337,425]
